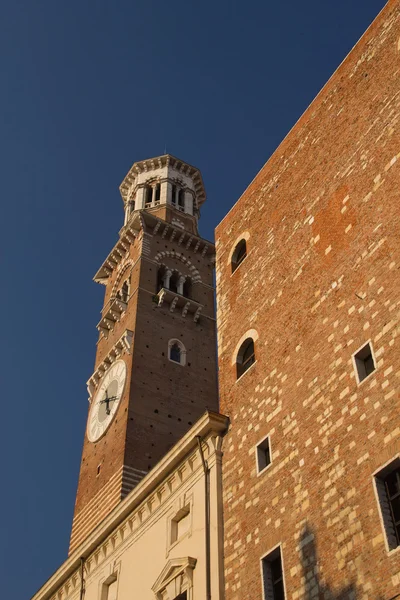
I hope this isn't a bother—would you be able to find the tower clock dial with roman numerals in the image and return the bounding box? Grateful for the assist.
[87,360,127,442]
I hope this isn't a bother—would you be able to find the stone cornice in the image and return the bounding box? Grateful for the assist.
[94,211,215,285]
[93,221,138,284]
[119,154,206,207]
[31,411,228,600]
[87,329,133,400]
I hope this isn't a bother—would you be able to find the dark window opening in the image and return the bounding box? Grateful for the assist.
[231,239,247,273]
[262,547,285,600]
[169,272,179,294]
[155,183,161,202]
[237,338,255,379]
[170,343,181,363]
[145,186,153,206]
[171,184,177,205]
[385,467,400,546]
[354,342,375,383]
[257,437,271,473]
[120,280,129,302]
[183,279,191,298]
[157,267,166,293]
[173,593,187,600]
[178,188,185,210]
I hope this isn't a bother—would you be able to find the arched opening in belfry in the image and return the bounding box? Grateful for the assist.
[157,266,167,292]
[183,278,191,298]
[145,185,153,206]
[169,272,179,294]
[178,188,185,210]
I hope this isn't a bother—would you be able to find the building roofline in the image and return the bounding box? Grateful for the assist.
[31,410,228,600]
[119,153,206,207]
[215,0,391,232]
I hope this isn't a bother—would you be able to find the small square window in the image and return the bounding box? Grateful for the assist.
[101,576,118,600]
[171,506,190,544]
[353,342,375,383]
[374,457,400,552]
[262,546,285,600]
[256,436,271,474]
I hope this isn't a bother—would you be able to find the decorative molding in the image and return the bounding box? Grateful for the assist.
[94,224,138,284]
[119,154,206,207]
[97,297,128,338]
[87,330,133,400]
[152,557,197,600]
[154,250,202,283]
[32,412,228,600]
[156,289,203,321]
[111,259,134,297]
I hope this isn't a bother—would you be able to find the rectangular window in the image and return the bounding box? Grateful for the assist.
[171,506,190,544]
[145,186,153,206]
[171,184,177,205]
[155,183,161,202]
[262,546,285,600]
[375,457,400,551]
[174,593,187,600]
[256,436,271,474]
[102,577,118,600]
[353,341,375,383]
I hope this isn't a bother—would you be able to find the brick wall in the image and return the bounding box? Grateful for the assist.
[216,1,400,598]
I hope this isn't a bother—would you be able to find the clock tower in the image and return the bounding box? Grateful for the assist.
[70,154,218,554]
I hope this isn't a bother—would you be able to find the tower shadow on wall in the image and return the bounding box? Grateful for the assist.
[298,524,381,600]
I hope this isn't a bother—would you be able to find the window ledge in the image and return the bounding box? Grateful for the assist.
[156,288,203,322]
[257,462,273,478]
[387,544,400,557]
[235,360,257,383]
[355,368,377,387]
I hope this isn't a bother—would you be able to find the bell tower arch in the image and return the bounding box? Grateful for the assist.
[70,155,218,554]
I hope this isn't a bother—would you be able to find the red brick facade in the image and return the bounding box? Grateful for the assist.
[216,1,400,598]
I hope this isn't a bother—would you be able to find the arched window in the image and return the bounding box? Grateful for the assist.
[169,272,179,294]
[157,266,167,292]
[183,278,191,298]
[236,338,255,378]
[116,279,130,302]
[178,189,185,211]
[155,183,161,203]
[168,339,187,366]
[231,239,247,273]
[171,184,177,205]
[120,280,129,302]
[145,186,153,207]
[170,343,181,363]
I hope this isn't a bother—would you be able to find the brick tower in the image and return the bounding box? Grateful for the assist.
[69,154,218,553]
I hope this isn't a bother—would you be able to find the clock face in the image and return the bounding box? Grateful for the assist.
[87,360,127,442]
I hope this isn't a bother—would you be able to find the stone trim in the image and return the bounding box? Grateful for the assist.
[119,154,206,207]
[33,412,228,600]
[231,329,259,366]
[87,330,133,401]
[154,251,202,283]
[152,557,197,600]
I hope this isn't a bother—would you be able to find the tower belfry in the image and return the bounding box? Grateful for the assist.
[70,154,218,554]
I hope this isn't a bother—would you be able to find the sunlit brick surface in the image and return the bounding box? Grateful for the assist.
[216,2,400,597]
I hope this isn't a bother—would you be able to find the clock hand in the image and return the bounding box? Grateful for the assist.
[100,393,118,415]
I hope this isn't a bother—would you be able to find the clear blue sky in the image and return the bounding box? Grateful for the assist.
[0,1,387,598]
